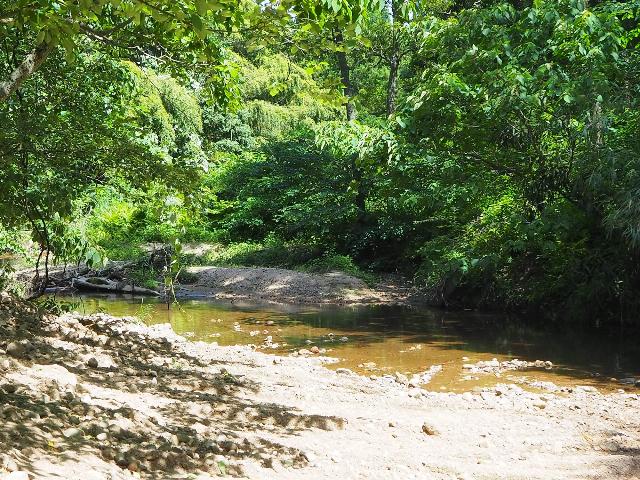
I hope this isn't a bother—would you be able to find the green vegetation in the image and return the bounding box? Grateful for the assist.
[2,0,640,323]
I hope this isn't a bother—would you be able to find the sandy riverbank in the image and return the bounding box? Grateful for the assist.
[0,295,639,479]
[23,261,424,306]
[173,265,420,306]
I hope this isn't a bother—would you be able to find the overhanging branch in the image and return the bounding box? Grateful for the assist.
[0,40,55,101]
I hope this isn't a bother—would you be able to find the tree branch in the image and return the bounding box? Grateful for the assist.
[0,40,55,101]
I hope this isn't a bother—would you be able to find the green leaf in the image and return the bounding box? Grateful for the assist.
[196,0,207,15]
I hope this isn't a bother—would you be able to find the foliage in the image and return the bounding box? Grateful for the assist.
[206,136,359,243]
[0,0,379,103]
[4,0,640,324]
[195,238,321,268]
[399,0,640,319]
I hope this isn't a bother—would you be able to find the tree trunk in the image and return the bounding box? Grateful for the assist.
[0,41,54,102]
[386,53,399,116]
[334,31,356,121]
[385,0,399,116]
[351,154,366,224]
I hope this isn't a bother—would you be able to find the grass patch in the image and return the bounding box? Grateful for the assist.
[197,241,322,269]
[301,254,377,285]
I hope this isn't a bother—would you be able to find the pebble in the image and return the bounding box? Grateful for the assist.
[421,422,438,436]
[394,372,409,385]
[86,357,99,369]
[62,427,83,439]
[310,346,320,354]
[96,433,108,441]
[6,342,25,359]
[2,383,17,394]
[115,453,128,467]
[336,368,353,375]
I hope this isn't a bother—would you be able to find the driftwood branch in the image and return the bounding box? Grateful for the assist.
[72,276,160,296]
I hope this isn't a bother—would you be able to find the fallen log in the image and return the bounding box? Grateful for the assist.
[72,276,160,296]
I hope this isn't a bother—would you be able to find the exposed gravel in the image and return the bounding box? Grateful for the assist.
[0,296,639,479]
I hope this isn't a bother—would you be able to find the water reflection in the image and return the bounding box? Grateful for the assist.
[54,293,640,392]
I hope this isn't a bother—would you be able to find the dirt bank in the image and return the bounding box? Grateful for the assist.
[178,266,421,306]
[1,297,639,479]
[19,259,423,306]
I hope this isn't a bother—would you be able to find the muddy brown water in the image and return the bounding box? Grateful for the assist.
[54,294,640,393]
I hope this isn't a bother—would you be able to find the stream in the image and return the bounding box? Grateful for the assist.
[54,293,640,393]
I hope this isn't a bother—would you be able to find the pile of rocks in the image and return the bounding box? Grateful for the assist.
[368,365,443,392]
[0,309,311,479]
[293,346,327,356]
[462,358,553,376]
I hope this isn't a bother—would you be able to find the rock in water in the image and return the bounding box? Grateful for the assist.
[336,368,353,375]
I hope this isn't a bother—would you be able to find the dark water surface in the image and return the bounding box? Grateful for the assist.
[55,294,640,392]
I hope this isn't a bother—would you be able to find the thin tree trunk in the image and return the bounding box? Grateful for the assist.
[0,40,54,102]
[351,154,366,224]
[386,53,399,116]
[334,31,356,121]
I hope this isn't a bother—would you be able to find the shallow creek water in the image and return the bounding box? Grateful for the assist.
[56,294,640,393]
